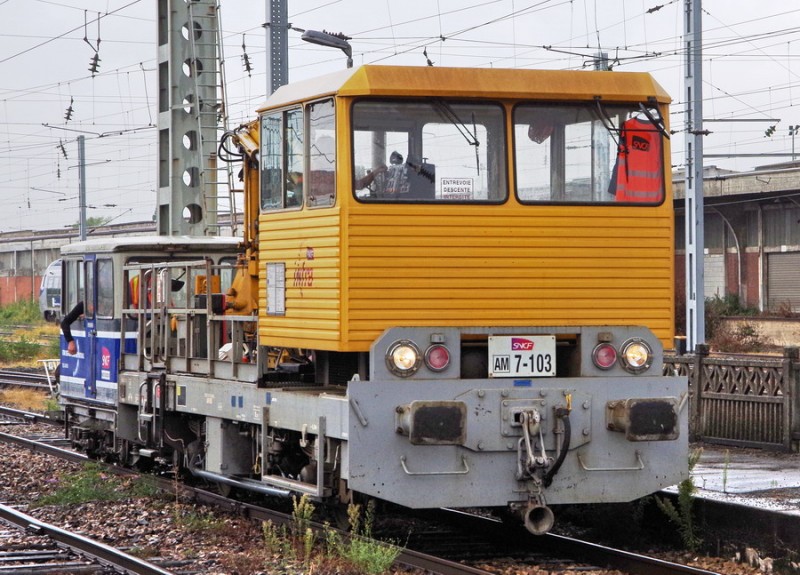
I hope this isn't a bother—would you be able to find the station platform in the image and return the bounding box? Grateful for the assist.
[683,444,800,515]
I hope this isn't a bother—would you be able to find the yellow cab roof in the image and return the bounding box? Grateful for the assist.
[256,65,671,112]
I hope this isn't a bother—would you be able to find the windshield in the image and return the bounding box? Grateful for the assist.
[514,103,665,205]
[352,100,506,203]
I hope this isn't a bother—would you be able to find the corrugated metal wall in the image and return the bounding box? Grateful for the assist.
[767,252,800,311]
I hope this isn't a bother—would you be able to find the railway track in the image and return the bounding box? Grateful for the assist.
[0,414,730,575]
[0,502,177,575]
[0,368,55,393]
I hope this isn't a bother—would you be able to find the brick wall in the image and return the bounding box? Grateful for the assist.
[0,275,42,306]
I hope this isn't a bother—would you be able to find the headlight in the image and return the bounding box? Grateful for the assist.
[619,338,653,373]
[386,340,422,377]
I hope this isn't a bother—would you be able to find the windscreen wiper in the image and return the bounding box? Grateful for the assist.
[433,99,481,175]
[594,97,620,147]
[638,103,671,140]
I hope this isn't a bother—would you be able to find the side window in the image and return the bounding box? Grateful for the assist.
[307,99,336,208]
[260,114,282,210]
[64,259,82,314]
[85,261,96,317]
[218,257,238,294]
[285,109,304,207]
[260,107,305,211]
[97,259,113,318]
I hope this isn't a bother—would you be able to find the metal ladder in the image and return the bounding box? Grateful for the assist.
[185,1,238,237]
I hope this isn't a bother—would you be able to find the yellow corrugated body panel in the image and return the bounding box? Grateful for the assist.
[259,201,675,352]
[258,209,343,350]
[342,203,675,349]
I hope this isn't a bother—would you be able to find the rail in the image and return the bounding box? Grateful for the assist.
[0,502,174,575]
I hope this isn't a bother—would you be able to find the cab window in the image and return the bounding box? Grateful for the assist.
[514,103,665,204]
[352,100,506,202]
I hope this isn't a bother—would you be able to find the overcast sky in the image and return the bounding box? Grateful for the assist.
[1,0,799,233]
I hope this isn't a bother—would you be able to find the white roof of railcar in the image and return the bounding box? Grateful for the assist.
[60,235,240,256]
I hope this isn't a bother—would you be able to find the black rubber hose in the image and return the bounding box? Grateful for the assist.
[543,408,571,488]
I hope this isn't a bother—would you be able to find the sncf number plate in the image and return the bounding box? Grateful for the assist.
[488,336,556,378]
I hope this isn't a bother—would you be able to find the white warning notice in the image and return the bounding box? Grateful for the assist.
[441,178,473,200]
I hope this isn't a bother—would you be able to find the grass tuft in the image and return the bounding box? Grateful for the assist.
[34,462,127,507]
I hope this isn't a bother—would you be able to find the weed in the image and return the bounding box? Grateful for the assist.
[710,321,765,353]
[773,300,798,318]
[0,389,49,411]
[174,506,227,533]
[291,493,315,538]
[705,294,759,348]
[303,526,316,564]
[656,447,704,552]
[0,336,41,363]
[0,301,42,325]
[262,496,403,574]
[337,501,403,575]
[34,462,126,507]
[262,520,294,559]
[43,396,61,413]
[129,475,162,499]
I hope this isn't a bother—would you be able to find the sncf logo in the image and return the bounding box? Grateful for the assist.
[631,135,650,151]
[101,347,111,369]
[511,337,535,351]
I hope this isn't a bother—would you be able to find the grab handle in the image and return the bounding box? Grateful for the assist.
[400,455,469,476]
[577,450,644,472]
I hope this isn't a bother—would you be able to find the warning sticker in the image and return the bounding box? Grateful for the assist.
[441,178,473,200]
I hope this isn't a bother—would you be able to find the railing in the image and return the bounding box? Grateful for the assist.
[121,260,259,383]
[664,345,800,452]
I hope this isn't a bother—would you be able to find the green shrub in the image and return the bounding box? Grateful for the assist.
[0,301,43,325]
[705,294,755,336]
[710,321,766,353]
[656,448,703,551]
[336,501,402,575]
[0,336,41,362]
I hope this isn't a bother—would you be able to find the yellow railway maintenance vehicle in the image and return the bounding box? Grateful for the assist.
[62,65,687,535]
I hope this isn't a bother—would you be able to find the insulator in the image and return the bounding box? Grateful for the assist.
[88,52,101,76]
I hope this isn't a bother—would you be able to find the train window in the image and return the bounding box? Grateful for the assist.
[218,257,237,293]
[307,99,335,208]
[352,100,506,203]
[64,259,82,314]
[85,261,96,316]
[97,259,113,318]
[260,107,304,211]
[514,104,665,205]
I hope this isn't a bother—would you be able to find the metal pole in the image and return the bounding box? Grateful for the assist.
[685,0,705,349]
[266,0,288,95]
[77,135,86,241]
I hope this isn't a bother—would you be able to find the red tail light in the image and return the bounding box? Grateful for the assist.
[592,343,617,370]
[425,344,451,371]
